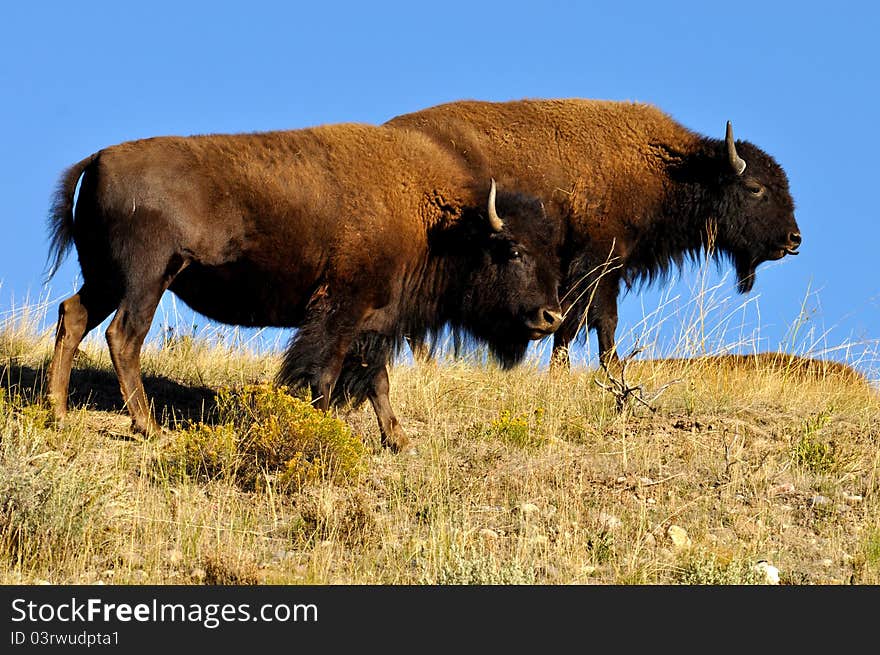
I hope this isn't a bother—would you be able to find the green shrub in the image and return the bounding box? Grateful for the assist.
[482,408,547,449]
[793,435,838,475]
[674,552,764,585]
[427,545,536,585]
[161,384,367,491]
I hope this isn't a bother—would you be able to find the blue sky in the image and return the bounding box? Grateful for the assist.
[2,2,878,376]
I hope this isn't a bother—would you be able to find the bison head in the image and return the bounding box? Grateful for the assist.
[453,180,563,367]
[716,121,801,293]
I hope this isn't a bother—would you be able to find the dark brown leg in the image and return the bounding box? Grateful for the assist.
[46,285,117,420]
[105,262,184,436]
[366,364,409,452]
[589,275,621,370]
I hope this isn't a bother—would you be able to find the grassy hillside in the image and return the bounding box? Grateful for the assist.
[1,305,879,585]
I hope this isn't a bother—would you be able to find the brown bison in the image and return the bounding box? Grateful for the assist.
[44,124,564,451]
[385,99,802,367]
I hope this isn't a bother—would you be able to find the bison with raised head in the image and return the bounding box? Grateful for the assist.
[386,99,801,367]
[45,124,563,451]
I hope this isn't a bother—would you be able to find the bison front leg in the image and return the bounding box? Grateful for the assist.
[589,274,621,370]
[366,364,409,452]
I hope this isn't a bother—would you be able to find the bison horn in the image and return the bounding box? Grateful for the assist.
[726,121,747,176]
[487,178,504,232]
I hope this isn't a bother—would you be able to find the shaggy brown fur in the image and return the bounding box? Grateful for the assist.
[45,124,563,451]
[386,99,801,367]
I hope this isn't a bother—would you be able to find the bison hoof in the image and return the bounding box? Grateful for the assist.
[382,427,411,453]
[130,418,165,439]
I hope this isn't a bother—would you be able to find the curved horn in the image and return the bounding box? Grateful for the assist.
[487,178,504,232]
[726,121,747,176]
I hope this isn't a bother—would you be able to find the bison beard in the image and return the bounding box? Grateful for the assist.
[44,123,563,452]
[385,100,802,367]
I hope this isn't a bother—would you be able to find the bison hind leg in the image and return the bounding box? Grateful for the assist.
[46,283,119,420]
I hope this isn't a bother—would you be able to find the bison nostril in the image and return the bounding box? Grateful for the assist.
[543,309,563,327]
[789,232,802,245]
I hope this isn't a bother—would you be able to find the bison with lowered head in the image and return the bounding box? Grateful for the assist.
[45,124,563,451]
[386,99,801,367]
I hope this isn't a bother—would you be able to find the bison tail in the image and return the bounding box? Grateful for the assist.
[45,152,99,282]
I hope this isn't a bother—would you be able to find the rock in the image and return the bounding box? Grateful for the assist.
[770,482,796,497]
[597,512,622,531]
[754,561,780,585]
[666,525,691,550]
[478,528,499,541]
[810,495,832,508]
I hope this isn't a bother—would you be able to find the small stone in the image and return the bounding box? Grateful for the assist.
[754,561,780,585]
[616,476,628,484]
[646,498,656,505]
[36,579,52,585]
[810,495,832,508]
[598,512,622,531]
[93,580,105,586]
[190,567,206,582]
[770,482,796,497]
[478,528,499,541]
[843,493,863,505]
[643,533,657,548]
[517,502,541,516]
[667,525,691,550]
[639,477,654,486]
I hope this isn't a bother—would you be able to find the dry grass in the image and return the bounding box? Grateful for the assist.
[1,296,879,586]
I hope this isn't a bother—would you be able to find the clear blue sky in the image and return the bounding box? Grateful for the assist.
[2,2,878,377]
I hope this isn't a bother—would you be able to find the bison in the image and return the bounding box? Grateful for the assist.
[44,124,564,451]
[385,99,801,367]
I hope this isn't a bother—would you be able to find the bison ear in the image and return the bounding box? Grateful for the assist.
[487,178,505,232]
[726,121,747,176]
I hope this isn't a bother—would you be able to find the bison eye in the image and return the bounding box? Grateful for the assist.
[511,249,521,260]
[746,182,765,198]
